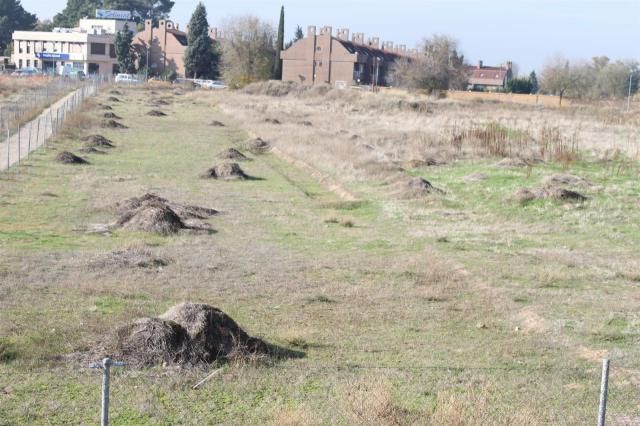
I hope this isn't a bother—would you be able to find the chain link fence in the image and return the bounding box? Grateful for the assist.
[0,77,107,171]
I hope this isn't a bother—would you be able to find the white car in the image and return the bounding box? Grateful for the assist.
[194,79,227,89]
[114,73,141,83]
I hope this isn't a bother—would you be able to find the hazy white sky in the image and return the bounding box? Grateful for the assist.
[20,0,640,74]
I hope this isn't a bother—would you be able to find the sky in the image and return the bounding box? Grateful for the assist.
[20,0,640,74]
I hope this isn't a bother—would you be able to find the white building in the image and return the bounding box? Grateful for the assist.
[11,18,136,76]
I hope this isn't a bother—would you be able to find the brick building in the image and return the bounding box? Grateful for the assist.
[132,19,219,78]
[467,60,513,91]
[281,26,415,88]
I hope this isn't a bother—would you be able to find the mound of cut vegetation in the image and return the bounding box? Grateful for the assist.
[83,134,114,148]
[542,174,591,187]
[99,105,113,110]
[147,110,167,117]
[244,137,270,154]
[495,157,528,168]
[102,120,127,129]
[107,96,121,102]
[90,246,169,269]
[114,194,217,235]
[151,99,170,106]
[79,147,106,155]
[101,303,276,367]
[201,162,248,180]
[103,112,122,119]
[264,118,281,124]
[397,177,444,198]
[512,186,588,204]
[209,120,225,127]
[217,148,248,161]
[55,151,89,165]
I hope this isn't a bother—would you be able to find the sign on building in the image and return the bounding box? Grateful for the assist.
[96,9,132,20]
[36,52,70,60]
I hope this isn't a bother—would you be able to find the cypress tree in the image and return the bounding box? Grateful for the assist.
[529,70,539,94]
[115,23,136,74]
[273,6,284,80]
[184,2,214,78]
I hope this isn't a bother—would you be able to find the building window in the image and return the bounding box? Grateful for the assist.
[34,60,38,68]
[90,43,106,55]
[26,59,30,67]
[109,44,116,58]
[26,44,30,54]
[18,59,23,68]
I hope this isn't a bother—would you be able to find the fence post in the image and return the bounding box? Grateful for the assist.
[90,357,126,426]
[598,358,610,426]
[36,117,41,148]
[27,121,32,156]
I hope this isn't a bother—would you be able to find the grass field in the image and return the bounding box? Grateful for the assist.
[0,83,639,424]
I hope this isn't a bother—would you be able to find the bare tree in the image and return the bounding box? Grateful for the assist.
[389,35,468,92]
[540,55,591,105]
[221,15,276,88]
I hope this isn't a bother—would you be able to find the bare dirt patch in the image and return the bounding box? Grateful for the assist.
[55,151,89,165]
[89,246,169,269]
[201,162,248,180]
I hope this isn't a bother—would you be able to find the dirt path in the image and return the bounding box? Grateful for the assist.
[0,85,98,171]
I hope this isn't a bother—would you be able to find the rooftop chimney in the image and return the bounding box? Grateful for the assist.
[320,26,333,36]
[477,60,483,69]
[307,25,317,37]
[352,32,365,45]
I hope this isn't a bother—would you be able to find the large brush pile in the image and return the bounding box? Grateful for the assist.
[101,303,273,367]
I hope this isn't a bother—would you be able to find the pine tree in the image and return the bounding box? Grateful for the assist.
[53,0,99,28]
[294,25,303,41]
[0,0,37,55]
[183,2,215,78]
[529,70,539,94]
[115,23,136,74]
[272,6,284,80]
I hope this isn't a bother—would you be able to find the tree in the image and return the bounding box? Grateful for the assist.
[285,25,303,49]
[390,34,468,91]
[272,6,284,80]
[0,0,37,55]
[115,23,136,73]
[540,55,591,105]
[507,77,532,94]
[221,15,275,88]
[591,59,639,99]
[53,0,98,28]
[183,2,215,78]
[53,0,174,28]
[529,71,539,94]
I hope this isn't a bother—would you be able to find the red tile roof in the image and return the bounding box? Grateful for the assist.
[468,66,509,86]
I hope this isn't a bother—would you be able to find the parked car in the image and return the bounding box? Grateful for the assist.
[11,67,41,77]
[115,73,141,84]
[194,79,227,89]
